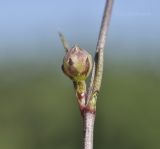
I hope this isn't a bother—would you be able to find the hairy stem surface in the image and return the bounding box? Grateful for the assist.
[84,0,114,149]
[59,1,114,149]
[83,112,96,149]
[87,0,114,102]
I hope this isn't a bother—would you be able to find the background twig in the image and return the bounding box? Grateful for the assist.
[58,32,69,52]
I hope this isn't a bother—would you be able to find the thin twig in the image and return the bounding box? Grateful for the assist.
[58,32,69,52]
[59,1,114,149]
[83,113,95,149]
[84,1,114,149]
[87,0,114,103]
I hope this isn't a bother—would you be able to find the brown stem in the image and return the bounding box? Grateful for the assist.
[84,0,114,149]
[59,1,114,149]
[83,112,96,149]
[87,0,114,102]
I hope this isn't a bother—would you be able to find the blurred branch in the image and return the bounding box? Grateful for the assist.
[58,32,69,52]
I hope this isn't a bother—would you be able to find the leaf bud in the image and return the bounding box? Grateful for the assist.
[62,45,92,82]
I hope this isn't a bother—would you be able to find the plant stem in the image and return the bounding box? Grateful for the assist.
[87,0,114,102]
[59,1,114,149]
[73,81,87,114]
[84,0,114,149]
[83,112,96,149]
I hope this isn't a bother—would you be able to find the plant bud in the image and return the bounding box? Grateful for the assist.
[62,45,92,82]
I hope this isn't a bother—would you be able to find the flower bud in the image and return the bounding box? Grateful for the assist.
[62,45,92,82]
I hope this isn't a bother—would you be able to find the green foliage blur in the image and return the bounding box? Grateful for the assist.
[0,58,159,149]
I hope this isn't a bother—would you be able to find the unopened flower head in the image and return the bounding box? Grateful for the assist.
[62,45,92,82]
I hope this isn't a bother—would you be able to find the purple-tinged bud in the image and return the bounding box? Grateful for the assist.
[62,45,92,81]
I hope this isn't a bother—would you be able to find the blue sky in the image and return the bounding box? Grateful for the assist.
[0,0,160,61]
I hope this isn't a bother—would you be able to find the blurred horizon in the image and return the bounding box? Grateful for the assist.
[0,0,160,62]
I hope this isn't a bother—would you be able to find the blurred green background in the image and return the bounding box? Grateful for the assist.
[0,0,160,149]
